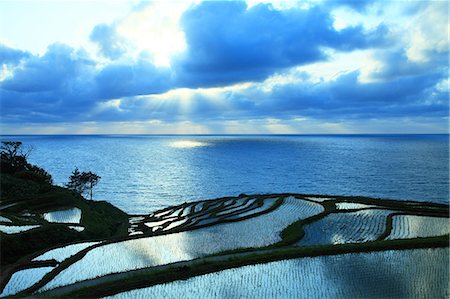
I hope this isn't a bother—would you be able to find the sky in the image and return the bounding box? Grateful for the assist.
[0,0,448,134]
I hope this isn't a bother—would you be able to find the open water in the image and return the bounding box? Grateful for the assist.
[1,135,448,214]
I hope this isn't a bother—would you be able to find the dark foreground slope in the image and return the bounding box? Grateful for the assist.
[0,147,128,269]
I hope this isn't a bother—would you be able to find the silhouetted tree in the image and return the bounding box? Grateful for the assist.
[1,141,33,169]
[66,168,101,200]
[66,168,83,193]
[0,141,52,184]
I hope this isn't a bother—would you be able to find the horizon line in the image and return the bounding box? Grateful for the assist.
[0,133,449,137]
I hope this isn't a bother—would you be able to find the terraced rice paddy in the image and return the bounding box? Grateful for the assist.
[298,209,393,246]
[0,225,40,234]
[0,242,104,298]
[303,197,334,202]
[39,196,324,291]
[335,202,376,210]
[68,226,85,232]
[106,248,449,299]
[129,197,285,235]
[1,194,448,298]
[33,242,101,262]
[0,216,12,223]
[42,208,82,224]
[0,267,54,297]
[387,215,449,240]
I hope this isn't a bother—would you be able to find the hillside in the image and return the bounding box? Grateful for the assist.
[0,142,128,268]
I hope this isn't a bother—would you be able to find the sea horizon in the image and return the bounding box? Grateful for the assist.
[2,133,448,137]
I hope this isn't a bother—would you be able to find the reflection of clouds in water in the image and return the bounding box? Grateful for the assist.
[41,233,194,292]
[43,197,322,291]
[325,248,449,298]
[331,232,346,244]
[325,251,406,298]
[43,208,82,224]
[299,209,392,246]
[335,202,376,210]
[1,267,55,297]
[168,141,209,148]
[107,248,449,298]
[0,225,40,234]
[125,233,193,266]
[387,215,449,240]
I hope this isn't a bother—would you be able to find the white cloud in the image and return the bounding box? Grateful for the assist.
[331,6,380,31]
[405,2,449,63]
[116,1,198,66]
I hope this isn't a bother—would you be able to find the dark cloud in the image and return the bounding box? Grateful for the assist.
[0,44,30,65]
[242,70,449,120]
[366,49,448,82]
[0,44,172,122]
[1,43,94,93]
[90,24,127,59]
[0,44,98,122]
[82,68,449,124]
[174,1,387,87]
[95,57,172,99]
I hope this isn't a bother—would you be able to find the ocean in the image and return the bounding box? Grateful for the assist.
[1,135,448,214]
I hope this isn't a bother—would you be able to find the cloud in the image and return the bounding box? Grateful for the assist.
[173,1,387,87]
[1,43,94,93]
[329,0,374,11]
[88,65,448,125]
[95,56,172,99]
[0,43,98,122]
[0,44,30,65]
[0,44,173,122]
[226,70,448,121]
[403,1,448,63]
[359,1,448,83]
[0,0,447,134]
[360,49,447,83]
[90,23,127,59]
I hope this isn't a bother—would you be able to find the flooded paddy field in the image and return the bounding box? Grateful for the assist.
[1,194,448,298]
[107,248,449,299]
[387,215,449,240]
[42,208,82,224]
[298,209,394,246]
[38,196,324,291]
[0,225,40,234]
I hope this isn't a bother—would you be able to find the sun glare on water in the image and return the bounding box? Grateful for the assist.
[169,141,209,148]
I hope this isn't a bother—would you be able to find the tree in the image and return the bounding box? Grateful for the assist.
[1,141,33,169]
[0,141,52,184]
[66,168,101,200]
[66,168,83,193]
